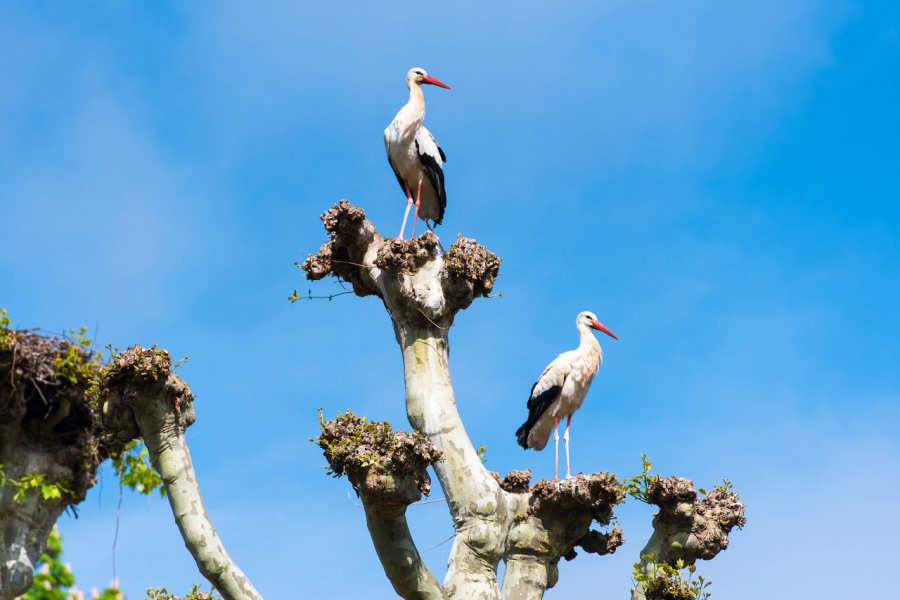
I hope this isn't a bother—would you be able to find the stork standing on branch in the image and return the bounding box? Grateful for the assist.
[516,311,619,482]
[385,67,450,239]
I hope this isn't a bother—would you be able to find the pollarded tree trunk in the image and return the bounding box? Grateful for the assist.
[303,202,633,600]
[0,331,261,600]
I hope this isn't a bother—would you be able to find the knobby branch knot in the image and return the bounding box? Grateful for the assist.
[299,201,502,326]
[646,476,746,564]
[505,472,626,588]
[315,410,442,510]
[492,469,532,494]
[99,345,195,443]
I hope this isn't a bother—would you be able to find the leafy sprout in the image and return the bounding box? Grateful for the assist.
[633,554,712,600]
[623,453,655,503]
[111,440,165,497]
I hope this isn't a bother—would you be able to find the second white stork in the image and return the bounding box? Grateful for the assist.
[516,311,619,482]
[385,67,450,239]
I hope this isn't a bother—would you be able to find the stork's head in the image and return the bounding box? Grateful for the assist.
[577,311,619,340]
[407,67,451,90]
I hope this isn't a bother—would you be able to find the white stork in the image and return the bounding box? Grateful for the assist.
[516,311,619,482]
[384,67,450,239]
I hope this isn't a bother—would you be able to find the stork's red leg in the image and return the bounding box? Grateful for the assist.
[411,179,423,239]
[553,416,560,483]
[564,415,572,479]
[398,185,414,239]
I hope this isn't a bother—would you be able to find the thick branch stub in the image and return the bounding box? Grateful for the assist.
[103,345,262,600]
[0,331,130,599]
[492,469,532,494]
[375,233,442,274]
[98,345,195,437]
[300,200,501,327]
[315,411,445,600]
[577,528,624,557]
[443,236,501,300]
[503,473,626,596]
[315,410,442,504]
[632,477,746,600]
[644,477,746,565]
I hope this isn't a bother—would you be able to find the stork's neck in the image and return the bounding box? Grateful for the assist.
[577,325,602,356]
[400,83,426,124]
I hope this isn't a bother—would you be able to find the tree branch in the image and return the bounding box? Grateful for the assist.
[0,331,122,599]
[303,202,627,600]
[630,476,746,600]
[316,411,445,599]
[100,346,263,600]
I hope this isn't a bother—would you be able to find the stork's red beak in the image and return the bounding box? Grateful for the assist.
[421,74,451,89]
[591,320,619,340]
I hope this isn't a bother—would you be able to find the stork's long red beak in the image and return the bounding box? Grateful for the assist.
[421,74,451,89]
[591,320,619,340]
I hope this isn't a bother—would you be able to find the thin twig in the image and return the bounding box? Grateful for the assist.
[410,497,447,506]
[416,307,449,331]
[290,289,356,304]
[421,532,457,553]
[28,376,48,406]
[421,523,475,553]
[330,258,371,270]
[112,480,123,589]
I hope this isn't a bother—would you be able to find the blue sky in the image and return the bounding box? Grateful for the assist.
[1,1,898,598]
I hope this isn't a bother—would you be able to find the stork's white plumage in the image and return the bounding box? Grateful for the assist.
[385,67,450,239]
[516,311,619,482]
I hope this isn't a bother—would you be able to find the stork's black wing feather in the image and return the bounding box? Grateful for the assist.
[515,382,563,449]
[415,138,447,225]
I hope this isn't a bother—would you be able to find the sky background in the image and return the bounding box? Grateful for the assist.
[1,1,898,598]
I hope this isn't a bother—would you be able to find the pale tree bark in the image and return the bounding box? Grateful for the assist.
[304,201,628,600]
[315,411,445,599]
[101,346,263,600]
[0,332,116,599]
[0,332,263,600]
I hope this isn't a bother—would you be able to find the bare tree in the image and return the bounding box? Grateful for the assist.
[302,201,746,600]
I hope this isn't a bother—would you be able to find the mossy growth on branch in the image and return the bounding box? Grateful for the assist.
[0,310,169,510]
[314,409,442,497]
[445,234,502,294]
[100,343,171,385]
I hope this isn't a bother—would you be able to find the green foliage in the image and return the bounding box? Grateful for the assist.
[0,307,12,348]
[477,445,487,464]
[23,528,122,600]
[623,453,655,503]
[111,440,165,497]
[698,478,733,497]
[22,528,75,600]
[314,409,441,478]
[0,466,75,503]
[634,555,711,600]
[145,585,220,600]
[53,327,103,386]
